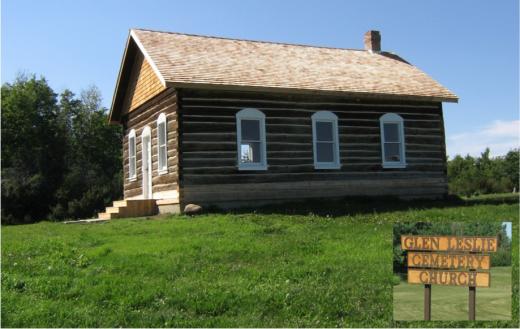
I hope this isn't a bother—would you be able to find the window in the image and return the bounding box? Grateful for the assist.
[236,108,267,170]
[157,113,168,174]
[128,129,137,180]
[312,111,340,169]
[379,113,406,168]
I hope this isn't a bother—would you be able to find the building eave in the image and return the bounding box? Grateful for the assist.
[167,81,459,104]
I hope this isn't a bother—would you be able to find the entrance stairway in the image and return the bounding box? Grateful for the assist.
[98,199,158,220]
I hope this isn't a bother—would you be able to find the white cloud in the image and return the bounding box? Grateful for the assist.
[447,120,519,158]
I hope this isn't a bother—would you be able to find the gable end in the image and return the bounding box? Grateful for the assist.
[109,34,166,124]
[121,51,165,115]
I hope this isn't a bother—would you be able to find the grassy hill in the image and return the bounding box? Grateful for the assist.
[2,194,519,327]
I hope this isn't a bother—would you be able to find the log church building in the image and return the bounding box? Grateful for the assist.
[100,28,458,218]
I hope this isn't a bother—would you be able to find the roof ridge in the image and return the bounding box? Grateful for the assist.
[131,27,366,52]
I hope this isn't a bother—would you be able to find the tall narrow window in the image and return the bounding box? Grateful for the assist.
[380,113,406,168]
[157,113,168,174]
[128,129,137,180]
[236,108,267,170]
[312,111,340,169]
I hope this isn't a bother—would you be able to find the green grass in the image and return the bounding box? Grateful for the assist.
[2,193,519,327]
[394,266,512,321]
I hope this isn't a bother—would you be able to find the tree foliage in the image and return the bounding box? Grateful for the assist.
[1,75,122,224]
[447,148,519,196]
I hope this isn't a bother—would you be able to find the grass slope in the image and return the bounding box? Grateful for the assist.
[394,266,511,321]
[2,194,519,327]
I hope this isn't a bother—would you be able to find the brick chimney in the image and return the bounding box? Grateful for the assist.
[364,30,381,53]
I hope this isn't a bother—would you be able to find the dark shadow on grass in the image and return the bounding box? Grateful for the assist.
[205,193,519,218]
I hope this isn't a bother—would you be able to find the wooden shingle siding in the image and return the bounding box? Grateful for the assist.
[177,89,447,206]
[122,89,179,199]
[121,51,165,115]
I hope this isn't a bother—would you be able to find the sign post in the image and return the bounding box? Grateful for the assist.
[469,286,476,320]
[401,235,498,321]
[424,284,431,321]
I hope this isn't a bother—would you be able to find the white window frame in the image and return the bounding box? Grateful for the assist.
[379,113,407,168]
[157,113,168,175]
[128,129,137,181]
[236,108,267,171]
[312,111,341,170]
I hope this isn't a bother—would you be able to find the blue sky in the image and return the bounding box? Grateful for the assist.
[502,222,512,239]
[2,0,518,157]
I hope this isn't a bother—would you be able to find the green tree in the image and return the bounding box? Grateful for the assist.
[51,86,122,220]
[1,75,123,223]
[1,75,67,223]
[448,148,519,196]
[502,149,519,192]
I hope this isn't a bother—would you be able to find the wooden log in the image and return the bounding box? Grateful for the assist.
[153,183,178,193]
[181,171,446,185]
[181,106,442,121]
[182,141,236,152]
[127,103,177,129]
[178,162,444,175]
[180,178,447,204]
[183,150,237,159]
[124,186,142,198]
[152,173,179,185]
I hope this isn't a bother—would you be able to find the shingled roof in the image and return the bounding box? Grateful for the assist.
[110,28,457,121]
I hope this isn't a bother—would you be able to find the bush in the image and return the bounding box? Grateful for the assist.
[448,148,519,196]
[492,248,512,267]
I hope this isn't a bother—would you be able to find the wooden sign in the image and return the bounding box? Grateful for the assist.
[401,234,499,320]
[401,235,498,252]
[407,252,490,270]
[408,269,490,287]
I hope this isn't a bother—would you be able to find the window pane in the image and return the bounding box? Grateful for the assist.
[241,120,260,141]
[384,143,401,162]
[158,122,166,146]
[316,121,333,141]
[384,123,399,142]
[241,142,261,163]
[129,158,136,177]
[159,145,167,170]
[129,136,136,177]
[129,137,135,156]
[317,142,334,162]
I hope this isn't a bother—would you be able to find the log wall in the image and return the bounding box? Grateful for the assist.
[122,89,179,199]
[177,89,448,206]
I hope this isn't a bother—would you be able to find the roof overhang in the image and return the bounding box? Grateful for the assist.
[166,81,459,104]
